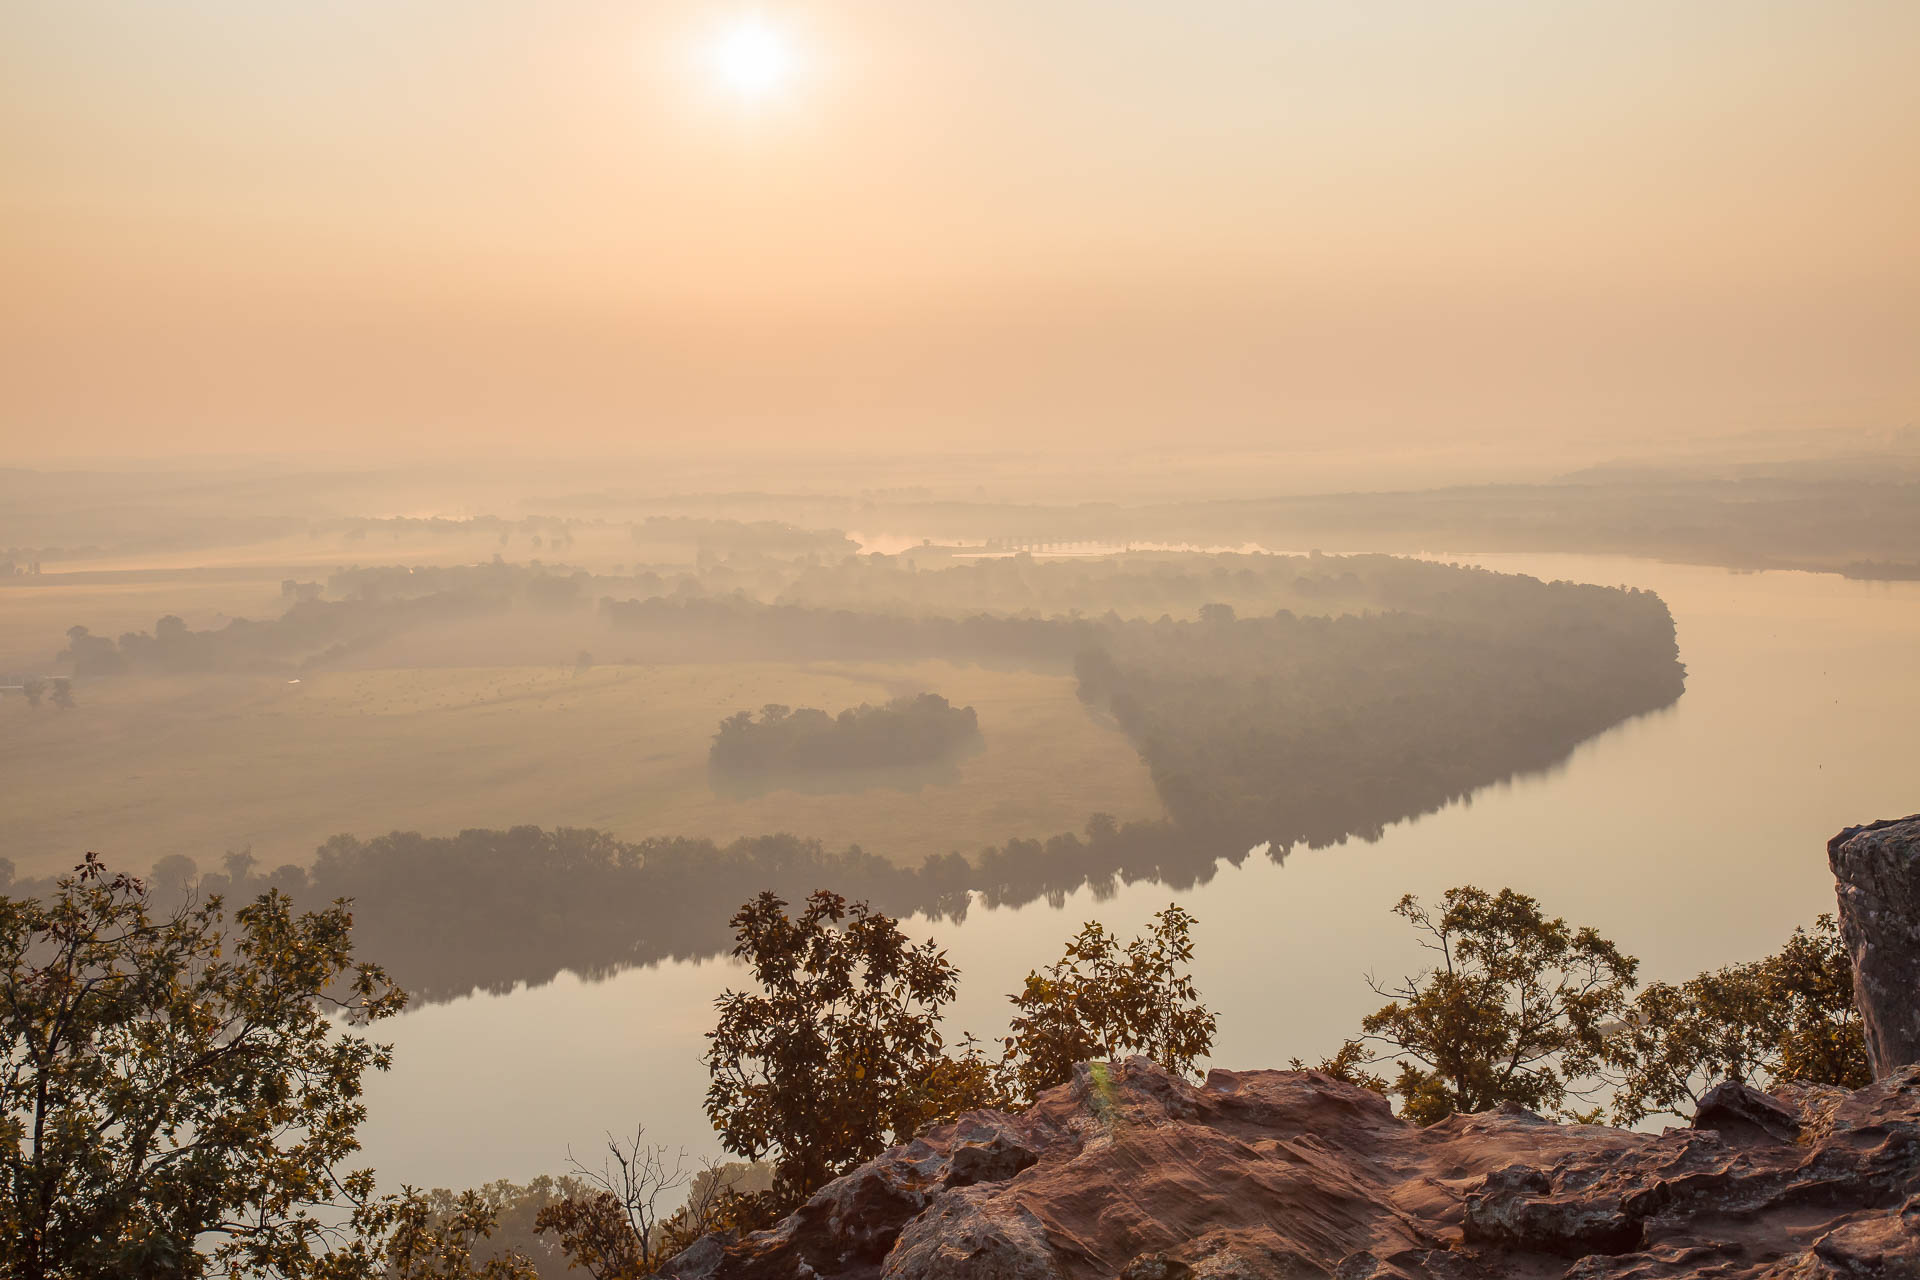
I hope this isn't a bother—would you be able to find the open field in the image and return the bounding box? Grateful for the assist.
[0,660,1164,878]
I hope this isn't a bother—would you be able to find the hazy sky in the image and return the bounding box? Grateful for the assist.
[4,0,1916,461]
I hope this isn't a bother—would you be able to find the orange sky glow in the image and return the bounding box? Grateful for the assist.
[3,0,1916,460]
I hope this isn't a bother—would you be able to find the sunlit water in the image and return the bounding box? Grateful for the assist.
[356,553,1920,1190]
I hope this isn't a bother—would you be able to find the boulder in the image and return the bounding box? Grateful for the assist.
[1829,814,1920,1077]
[1690,1078,1801,1144]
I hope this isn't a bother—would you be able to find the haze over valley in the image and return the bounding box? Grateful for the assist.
[3,4,1917,1277]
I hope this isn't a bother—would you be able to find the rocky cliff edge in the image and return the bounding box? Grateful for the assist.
[667,816,1920,1280]
[664,1056,1919,1280]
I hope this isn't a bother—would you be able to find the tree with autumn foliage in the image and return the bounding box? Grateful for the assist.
[0,854,536,1280]
[703,890,962,1213]
[1000,904,1217,1104]
[1610,914,1869,1124]
[1356,886,1639,1125]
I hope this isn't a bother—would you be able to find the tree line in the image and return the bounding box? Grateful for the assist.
[0,819,1298,1005]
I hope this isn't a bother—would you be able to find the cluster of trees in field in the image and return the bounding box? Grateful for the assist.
[709,694,980,776]
[1,854,1866,1278]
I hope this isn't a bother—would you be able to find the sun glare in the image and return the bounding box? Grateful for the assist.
[705,15,799,103]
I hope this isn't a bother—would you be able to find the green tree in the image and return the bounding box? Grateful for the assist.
[0,854,408,1279]
[1001,904,1216,1103]
[900,1031,1009,1131]
[1767,914,1869,1087]
[704,891,960,1212]
[1289,1039,1389,1094]
[1609,962,1777,1125]
[1359,887,1638,1125]
[1612,914,1867,1124]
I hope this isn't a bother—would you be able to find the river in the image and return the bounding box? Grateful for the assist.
[354,552,1920,1190]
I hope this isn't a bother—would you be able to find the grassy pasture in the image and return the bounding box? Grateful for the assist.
[0,659,1163,878]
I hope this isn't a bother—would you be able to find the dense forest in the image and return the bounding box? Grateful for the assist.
[1077,591,1683,847]
[710,695,980,775]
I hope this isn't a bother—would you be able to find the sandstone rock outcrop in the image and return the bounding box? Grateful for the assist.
[1829,814,1920,1078]
[663,1058,1920,1280]
[665,819,1920,1280]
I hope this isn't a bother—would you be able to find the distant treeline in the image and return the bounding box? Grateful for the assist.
[769,550,1502,620]
[710,695,980,775]
[794,472,1920,574]
[1841,561,1920,581]
[323,559,596,603]
[58,593,514,677]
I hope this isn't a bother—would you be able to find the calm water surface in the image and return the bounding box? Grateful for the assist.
[357,553,1920,1189]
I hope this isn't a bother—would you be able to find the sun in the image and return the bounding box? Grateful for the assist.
[705,14,799,103]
